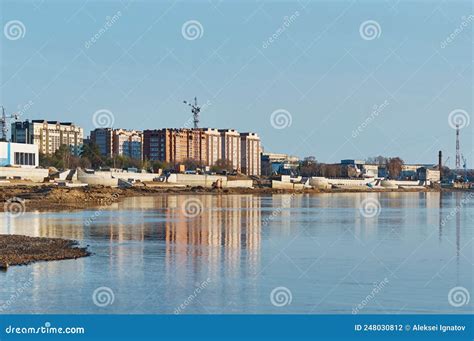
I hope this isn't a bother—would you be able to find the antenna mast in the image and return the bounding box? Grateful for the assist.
[455,124,461,170]
[183,97,201,129]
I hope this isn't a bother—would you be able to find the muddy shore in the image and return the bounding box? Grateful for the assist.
[0,234,90,269]
[0,184,442,212]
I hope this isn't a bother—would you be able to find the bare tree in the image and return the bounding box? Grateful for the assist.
[211,159,234,173]
[386,157,404,179]
[298,157,319,176]
[366,155,388,165]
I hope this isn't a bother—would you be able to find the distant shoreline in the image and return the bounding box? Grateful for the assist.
[0,184,467,213]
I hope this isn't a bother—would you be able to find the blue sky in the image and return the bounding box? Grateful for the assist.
[1,0,472,165]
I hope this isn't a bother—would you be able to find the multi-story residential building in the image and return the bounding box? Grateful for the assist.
[144,129,187,162]
[219,129,241,172]
[90,128,143,160]
[201,128,221,166]
[11,120,83,156]
[90,128,113,158]
[143,128,261,176]
[142,129,162,161]
[113,129,143,160]
[143,128,210,164]
[240,132,261,176]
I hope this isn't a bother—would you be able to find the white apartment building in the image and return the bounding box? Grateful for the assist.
[219,129,241,172]
[113,129,143,160]
[201,128,221,166]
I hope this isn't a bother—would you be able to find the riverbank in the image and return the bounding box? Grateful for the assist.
[0,235,90,269]
[0,184,443,212]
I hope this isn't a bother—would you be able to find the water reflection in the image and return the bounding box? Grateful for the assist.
[0,192,472,314]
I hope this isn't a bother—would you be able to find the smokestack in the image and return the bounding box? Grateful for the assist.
[438,150,443,181]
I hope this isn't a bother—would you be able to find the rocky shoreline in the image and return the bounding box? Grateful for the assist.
[0,235,90,269]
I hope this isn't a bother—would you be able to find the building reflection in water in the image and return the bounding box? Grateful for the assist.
[162,195,261,284]
[0,195,263,311]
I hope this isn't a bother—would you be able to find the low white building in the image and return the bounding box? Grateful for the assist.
[0,141,39,168]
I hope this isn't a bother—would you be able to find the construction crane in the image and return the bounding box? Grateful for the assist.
[183,97,200,129]
[0,106,20,142]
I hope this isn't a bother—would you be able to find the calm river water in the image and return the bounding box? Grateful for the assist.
[1,192,472,314]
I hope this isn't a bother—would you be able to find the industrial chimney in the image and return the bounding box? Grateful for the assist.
[438,150,443,181]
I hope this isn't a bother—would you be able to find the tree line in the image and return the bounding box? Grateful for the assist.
[297,156,405,179]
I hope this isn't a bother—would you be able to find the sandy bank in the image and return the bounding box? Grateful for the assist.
[0,234,90,269]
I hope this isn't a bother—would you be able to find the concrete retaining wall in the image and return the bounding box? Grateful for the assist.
[168,174,228,187]
[0,167,48,183]
[226,180,253,188]
[272,180,304,190]
[77,170,119,186]
[327,178,373,187]
[381,180,423,188]
[111,171,158,182]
